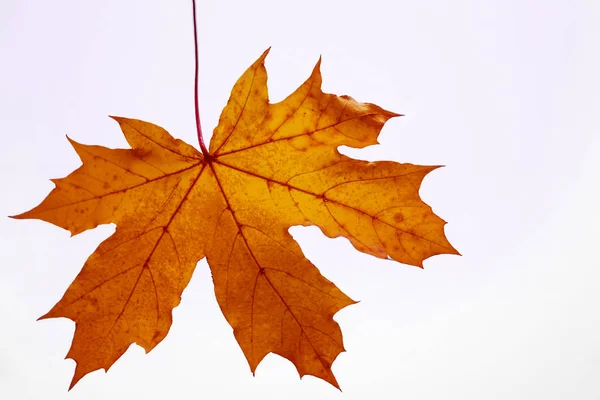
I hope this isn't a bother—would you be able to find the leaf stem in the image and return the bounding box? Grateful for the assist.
[192,0,209,157]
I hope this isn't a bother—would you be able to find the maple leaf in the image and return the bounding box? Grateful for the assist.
[13,49,458,389]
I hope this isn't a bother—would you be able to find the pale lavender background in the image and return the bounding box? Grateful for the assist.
[1,1,599,399]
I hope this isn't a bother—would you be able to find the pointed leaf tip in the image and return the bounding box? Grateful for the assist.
[257,47,271,64]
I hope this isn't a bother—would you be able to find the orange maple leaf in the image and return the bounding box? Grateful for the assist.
[13,49,458,389]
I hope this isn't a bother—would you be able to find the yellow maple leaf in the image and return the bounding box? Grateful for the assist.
[13,49,458,389]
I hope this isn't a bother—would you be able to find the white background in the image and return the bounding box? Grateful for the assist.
[1,1,599,399]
